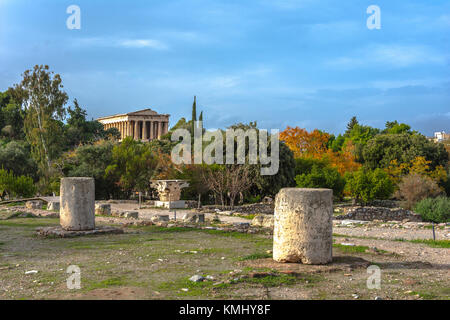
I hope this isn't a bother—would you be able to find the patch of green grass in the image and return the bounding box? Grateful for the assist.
[200,228,253,239]
[333,243,370,253]
[85,277,126,290]
[0,218,59,228]
[239,252,271,261]
[408,239,450,248]
[238,274,297,287]
[408,291,438,300]
[6,202,25,207]
[235,214,256,220]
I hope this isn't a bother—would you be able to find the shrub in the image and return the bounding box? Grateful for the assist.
[414,197,450,223]
[295,165,345,199]
[395,173,442,209]
[0,168,36,199]
[294,157,328,176]
[345,167,394,204]
[11,175,36,198]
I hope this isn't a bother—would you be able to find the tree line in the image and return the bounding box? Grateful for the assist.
[0,65,449,220]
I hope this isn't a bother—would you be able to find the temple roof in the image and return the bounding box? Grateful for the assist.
[97,108,169,120]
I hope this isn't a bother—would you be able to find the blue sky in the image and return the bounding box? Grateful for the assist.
[0,0,449,136]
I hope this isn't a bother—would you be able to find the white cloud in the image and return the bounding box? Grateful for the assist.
[71,37,168,50]
[118,39,167,49]
[326,44,448,69]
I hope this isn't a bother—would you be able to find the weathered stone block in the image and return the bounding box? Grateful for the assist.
[60,177,95,231]
[251,214,274,228]
[47,201,60,212]
[151,214,170,222]
[123,211,138,219]
[273,188,333,265]
[181,213,205,223]
[26,200,43,209]
[95,203,111,216]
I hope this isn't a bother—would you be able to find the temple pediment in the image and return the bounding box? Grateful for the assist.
[127,109,159,116]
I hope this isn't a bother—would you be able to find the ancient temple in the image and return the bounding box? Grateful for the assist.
[97,109,170,141]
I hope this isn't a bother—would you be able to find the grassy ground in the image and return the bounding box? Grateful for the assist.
[0,216,448,300]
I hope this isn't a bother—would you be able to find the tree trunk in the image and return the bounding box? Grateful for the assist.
[197,193,201,209]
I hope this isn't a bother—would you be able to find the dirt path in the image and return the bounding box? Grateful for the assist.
[334,223,450,241]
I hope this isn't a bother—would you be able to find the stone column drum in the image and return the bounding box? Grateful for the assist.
[60,177,95,231]
[273,188,333,265]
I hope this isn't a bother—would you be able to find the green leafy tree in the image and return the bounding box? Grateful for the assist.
[10,65,68,183]
[362,133,449,170]
[295,164,345,199]
[0,90,25,140]
[60,140,122,199]
[0,169,36,199]
[105,137,158,196]
[346,116,359,133]
[345,167,394,204]
[383,121,414,135]
[65,99,120,148]
[0,140,38,178]
[226,122,296,198]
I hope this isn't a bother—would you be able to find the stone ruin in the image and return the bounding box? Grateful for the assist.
[273,188,333,265]
[151,180,189,209]
[36,177,123,238]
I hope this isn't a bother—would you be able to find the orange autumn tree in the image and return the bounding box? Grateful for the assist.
[323,141,361,175]
[280,126,329,159]
[280,126,360,175]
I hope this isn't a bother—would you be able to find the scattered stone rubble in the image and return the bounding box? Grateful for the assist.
[25,200,43,210]
[334,219,449,231]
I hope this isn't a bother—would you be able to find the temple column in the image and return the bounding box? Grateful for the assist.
[121,122,124,139]
[149,121,154,140]
[157,121,162,139]
[143,121,148,140]
[134,121,139,140]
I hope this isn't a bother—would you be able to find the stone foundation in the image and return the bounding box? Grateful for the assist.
[36,226,124,238]
[335,206,422,222]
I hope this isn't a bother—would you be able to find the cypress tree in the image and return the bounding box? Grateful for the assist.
[191,96,197,134]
